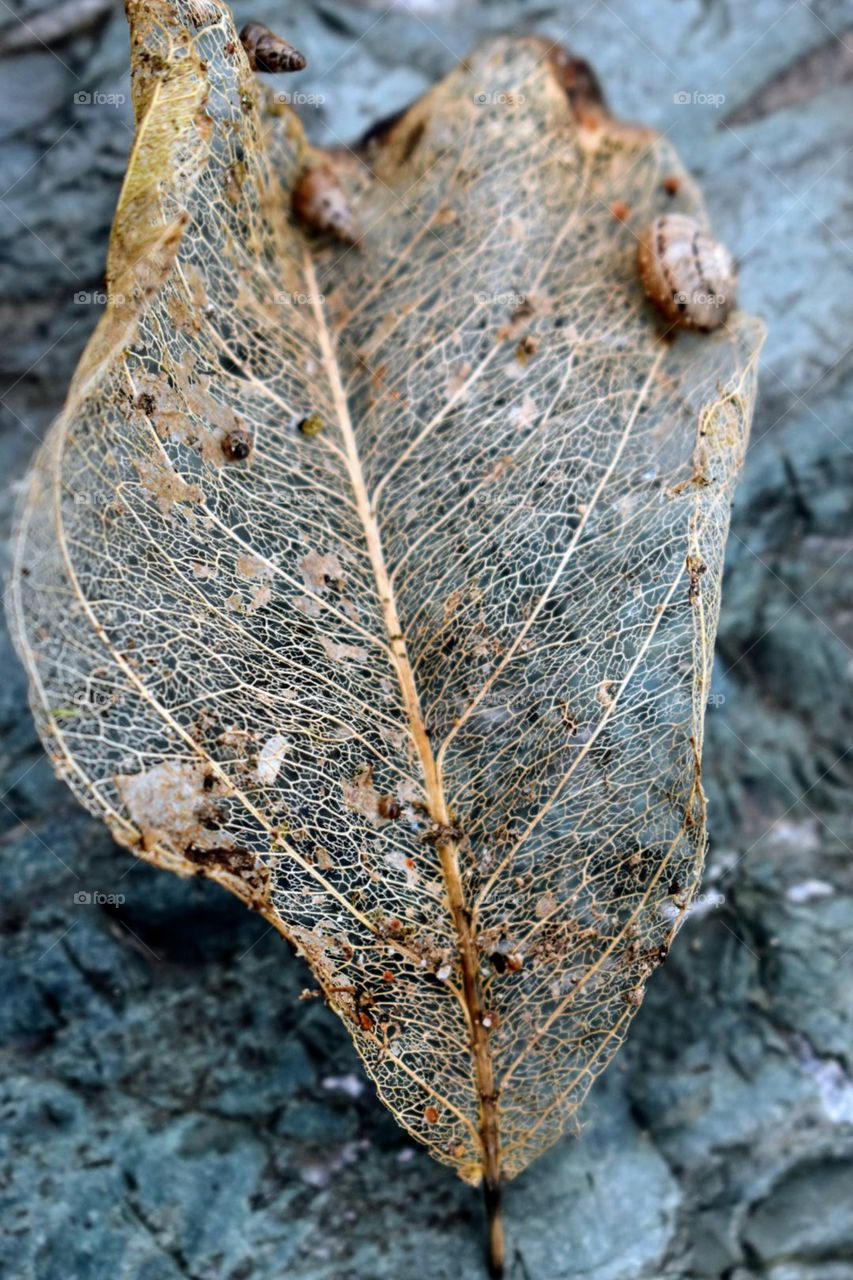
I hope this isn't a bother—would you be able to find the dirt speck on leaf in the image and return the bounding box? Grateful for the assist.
[236,553,271,581]
[342,765,393,825]
[247,584,272,613]
[293,594,322,618]
[116,761,270,896]
[536,891,557,918]
[321,636,368,663]
[116,761,231,854]
[484,455,515,484]
[301,549,345,593]
[136,458,203,513]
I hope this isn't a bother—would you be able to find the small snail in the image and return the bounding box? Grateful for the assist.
[637,213,736,331]
[297,412,324,438]
[239,22,306,74]
[292,164,358,245]
[222,425,253,461]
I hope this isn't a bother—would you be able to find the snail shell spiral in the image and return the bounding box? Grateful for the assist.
[637,213,736,331]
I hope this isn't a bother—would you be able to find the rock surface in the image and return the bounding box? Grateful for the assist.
[1,1,852,1278]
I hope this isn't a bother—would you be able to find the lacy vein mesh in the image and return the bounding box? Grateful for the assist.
[10,0,762,1183]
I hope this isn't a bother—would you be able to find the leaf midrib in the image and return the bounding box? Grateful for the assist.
[303,250,500,1181]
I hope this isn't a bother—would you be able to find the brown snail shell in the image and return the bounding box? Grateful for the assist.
[239,22,306,74]
[637,213,736,331]
[221,424,253,461]
[293,165,358,245]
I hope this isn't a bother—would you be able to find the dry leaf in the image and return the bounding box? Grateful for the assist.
[8,1,763,1272]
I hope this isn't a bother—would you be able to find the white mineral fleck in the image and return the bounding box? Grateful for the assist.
[255,734,291,785]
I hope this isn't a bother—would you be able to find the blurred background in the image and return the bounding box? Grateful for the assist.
[1,1,852,1277]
